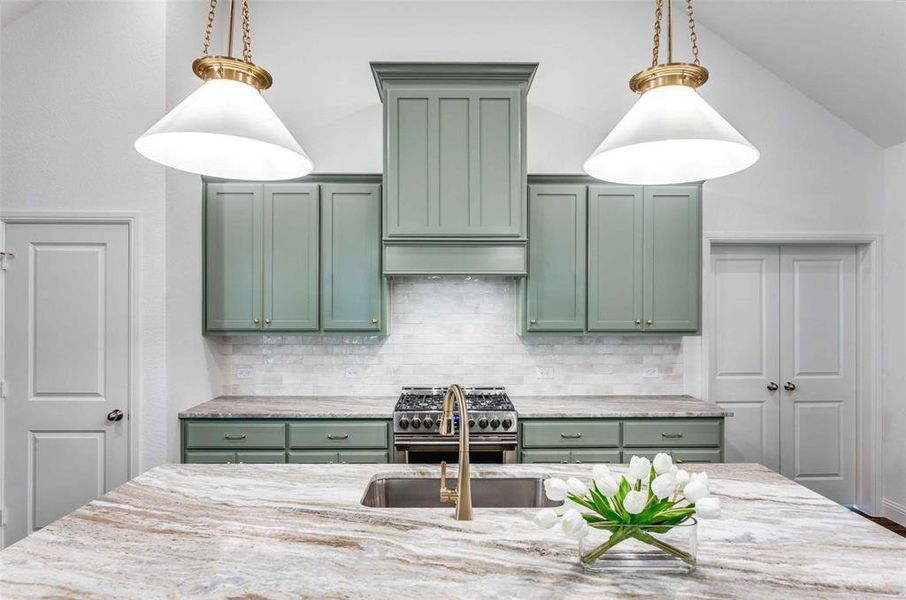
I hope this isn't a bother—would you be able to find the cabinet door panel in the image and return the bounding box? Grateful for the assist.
[321,184,382,331]
[474,92,522,236]
[570,449,621,464]
[587,185,644,331]
[263,184,319,330]
[521,420,620,448]
[527,185,586,331]
[388,95,432,234]
[235,451,287,464]
[337,450,389,464]
[520,449,572,464]
[287,451,338,464]
[184,451,236,464]
[205,184,262,331]
[643,186,700,331]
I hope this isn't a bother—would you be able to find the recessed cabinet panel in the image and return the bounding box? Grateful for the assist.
[321,184,382,331]
[205,184,262,331]
[527,185,586,331]
[587,186,644,331]
[264,184,319,331]
[643,187,701,331]
[384,86,525,239]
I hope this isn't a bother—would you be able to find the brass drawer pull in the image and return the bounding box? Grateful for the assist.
[327,433,349,440]
[661,432,684,439]
[224,433,247,440]
[560,432,582,439]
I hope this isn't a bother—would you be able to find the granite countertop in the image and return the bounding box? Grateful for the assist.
[179,395,731,419]
[2,463,903,598]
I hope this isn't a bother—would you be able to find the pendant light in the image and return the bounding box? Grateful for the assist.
[584,0,758,185]
[135,0,313,180]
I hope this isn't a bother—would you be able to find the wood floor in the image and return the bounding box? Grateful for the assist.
[851,509,906,538]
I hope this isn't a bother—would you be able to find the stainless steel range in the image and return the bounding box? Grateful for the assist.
[392,386,518,464]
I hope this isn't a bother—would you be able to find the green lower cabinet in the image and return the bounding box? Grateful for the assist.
[571,449,621,464]
[626,448,722,464]
[184,451,237,464]
[236,451,286,464]
[520,449,620,464]
[521,419,621,449]
[287,450,389,464]
[622,419,722,448]
[521,449,572,464]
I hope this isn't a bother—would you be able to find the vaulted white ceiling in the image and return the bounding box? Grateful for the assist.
[697,0,906,148]
[3,0,904,147]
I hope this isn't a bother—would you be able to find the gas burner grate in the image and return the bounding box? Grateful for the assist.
[394,387,514,412]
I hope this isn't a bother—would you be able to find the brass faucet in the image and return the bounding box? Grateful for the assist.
[438,384,473,520]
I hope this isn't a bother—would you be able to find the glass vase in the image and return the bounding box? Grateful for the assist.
[578,518,697,573]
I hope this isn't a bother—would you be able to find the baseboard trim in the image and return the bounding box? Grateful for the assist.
[883,498,906,526]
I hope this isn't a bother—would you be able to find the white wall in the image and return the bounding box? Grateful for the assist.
[882,141,906,524]
[0,1,168,470]
[3,2,889,470]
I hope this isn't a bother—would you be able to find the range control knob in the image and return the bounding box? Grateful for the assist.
[490,418,501,429]
[478,417,489,429]
[398,418,410,429]
[423,417,435,430]
[411,417,422,429]
[501,418,513,430]
[468,418,476,428]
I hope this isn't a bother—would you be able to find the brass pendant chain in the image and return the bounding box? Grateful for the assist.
[202,0,218,56]
[241,0,253,64]
[686,0,701,65]
[651,0,663,68]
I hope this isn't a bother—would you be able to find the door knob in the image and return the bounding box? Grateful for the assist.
[264,318,271,325]
[106,409,124,422]
[529,318,537,325]
[253,318,260,325]
[646,319,653,325]
[767,382,779,391]
[635,319,641,325]
[783,381,797,391]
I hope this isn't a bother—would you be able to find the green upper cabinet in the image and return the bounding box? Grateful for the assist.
[321,184,382,331]
[527,185,586,331]
[643,186,701,332]
[372,63,537,240]
[205,183,263,331]
[587,185,644,331]
[204,180,383,335]
[263,184,320,331]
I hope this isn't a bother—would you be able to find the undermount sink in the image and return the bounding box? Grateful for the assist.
[360,476,562,508]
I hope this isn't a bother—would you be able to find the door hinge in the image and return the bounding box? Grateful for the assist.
[0,251,13,270]
[0,380,6,398]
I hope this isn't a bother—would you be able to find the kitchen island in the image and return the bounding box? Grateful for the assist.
[1,464,903,598]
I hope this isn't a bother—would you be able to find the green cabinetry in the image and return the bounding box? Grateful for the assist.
[181,418,392,464]
[525,179,701,334]
[320,184,382,331]
[519,418,723,464]
[203,179,383,335]
[527,185,586,331]
[372,63,537,240]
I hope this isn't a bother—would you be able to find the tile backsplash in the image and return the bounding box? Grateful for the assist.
[217,277,684,396]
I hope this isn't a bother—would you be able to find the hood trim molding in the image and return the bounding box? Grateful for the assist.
[383,242,527,277]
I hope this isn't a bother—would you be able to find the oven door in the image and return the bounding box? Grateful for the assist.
[393,436,517,464]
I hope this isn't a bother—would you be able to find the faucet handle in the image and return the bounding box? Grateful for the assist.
[439,461,458,504]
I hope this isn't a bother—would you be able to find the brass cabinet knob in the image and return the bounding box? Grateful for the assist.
[264,318,271,325]
[530,318,537,325]
[646,319,653,325]
[767,382,779,391]
[635,319,641,325]
[371,318,379,325]
[253,318,260,325]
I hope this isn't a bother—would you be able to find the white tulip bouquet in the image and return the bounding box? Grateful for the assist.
[535,453,720,568]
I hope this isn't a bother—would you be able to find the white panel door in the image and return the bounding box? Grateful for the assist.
[3,222,130,547]
[779,246,856,504]
[709,246,781,469]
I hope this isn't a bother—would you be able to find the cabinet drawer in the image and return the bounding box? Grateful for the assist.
[184,451,236,464]
[288,421,388,449]
[521,449,572,464]
[571,449,621,464]
[235,451,286,464]
[288,451,339,464]
[338,450,389,464]
[627,448,722,464]
[521,420,620,448]
[622,420,721,448]
[185,421,286,449]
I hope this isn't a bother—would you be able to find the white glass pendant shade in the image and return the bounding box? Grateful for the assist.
[135,79,313,181]
[584,85,759,185]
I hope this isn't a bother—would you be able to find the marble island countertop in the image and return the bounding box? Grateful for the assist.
[179,394,731,419]
[2,463,903,599]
